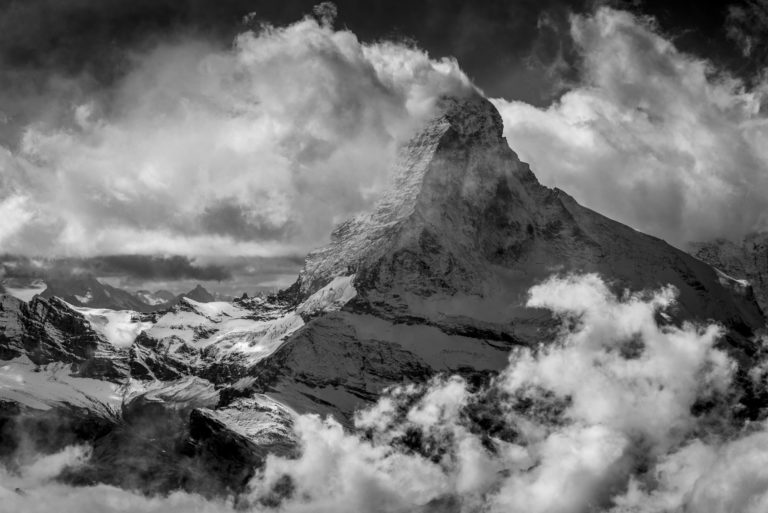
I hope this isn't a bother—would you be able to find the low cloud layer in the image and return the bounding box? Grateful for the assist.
[5,273,768,512]
[0,11,473,257]
[495,7,768,246]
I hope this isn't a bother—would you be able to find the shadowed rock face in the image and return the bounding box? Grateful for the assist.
[0,95,766,500]
[690,233,768,314]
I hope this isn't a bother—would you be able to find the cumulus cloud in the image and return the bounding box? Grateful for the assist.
[0,445,233,513]
[494,7,768,246]
[238,274,745,513]
[4,273,768,512]
[0,13,473,257]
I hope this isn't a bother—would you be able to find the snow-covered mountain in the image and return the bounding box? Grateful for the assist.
[1,95,765,499]
[37,276,219,313]
[40,274,155,312]
[134,289,175,306]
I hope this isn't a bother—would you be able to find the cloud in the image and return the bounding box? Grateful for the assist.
[0,12,473,257]
[4,273,768,512]
[0,446,233,513]
[0,254,231,281]
[726,0,768,59]
[493,7,768,246]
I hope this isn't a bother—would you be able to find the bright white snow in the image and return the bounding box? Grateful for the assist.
[68,305,153,348]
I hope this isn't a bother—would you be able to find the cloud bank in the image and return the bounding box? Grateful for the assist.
[5,273,768,512]
[0,12,473,257]
[494,7,768,246]
[4,5,768,258]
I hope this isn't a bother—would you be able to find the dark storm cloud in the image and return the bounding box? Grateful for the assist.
[0,0,754,116]
[725,0,768,81]
[0,254,231,281]
[198,200,295,242]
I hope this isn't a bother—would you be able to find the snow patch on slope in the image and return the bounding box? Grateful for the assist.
[0,357,122,415]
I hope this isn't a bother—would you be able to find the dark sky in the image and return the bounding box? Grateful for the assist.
[0,0,757,108]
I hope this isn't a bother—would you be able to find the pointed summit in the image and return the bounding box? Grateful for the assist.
[183,284,216,303]
[434,94,505,141]
[40,273,155,312]
[295,94,764,352]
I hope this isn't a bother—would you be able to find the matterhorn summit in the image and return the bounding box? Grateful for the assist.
[1,93,766,502]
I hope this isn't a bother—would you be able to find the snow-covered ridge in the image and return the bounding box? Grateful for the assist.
[0,356,122,415]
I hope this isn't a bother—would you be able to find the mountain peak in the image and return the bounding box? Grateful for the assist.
[296,94,537,297]
[183,284,215,303]
[434,94,504,142]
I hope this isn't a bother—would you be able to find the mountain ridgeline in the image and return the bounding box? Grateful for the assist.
[37,275,218,312]
[0,94,765,499]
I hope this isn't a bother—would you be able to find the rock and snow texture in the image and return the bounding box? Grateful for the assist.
[1,95,767,501]
[40,274,156,312]
[134,289,175,306]
[297,94,763,351]
[690,232,768,313]
[0,356,122,415]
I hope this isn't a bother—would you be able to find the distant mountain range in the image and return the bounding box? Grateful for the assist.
[31,274,219,312]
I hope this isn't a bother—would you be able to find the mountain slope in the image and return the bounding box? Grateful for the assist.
[0,94,766,499]
[40,275,156,312]
[690,232,768,313]
[243,94,765,420]
[295,95,763,354]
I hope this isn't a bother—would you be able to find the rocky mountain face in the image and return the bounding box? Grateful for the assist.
[690,233,768,313]
[1,94,766,500]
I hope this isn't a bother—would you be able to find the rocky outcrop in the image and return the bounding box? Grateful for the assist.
[690,232,768,314]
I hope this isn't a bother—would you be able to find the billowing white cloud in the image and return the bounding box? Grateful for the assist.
[0,15,473,257]
[242,273,742,513]
[5,273,768,512]
[494,7,768,246]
